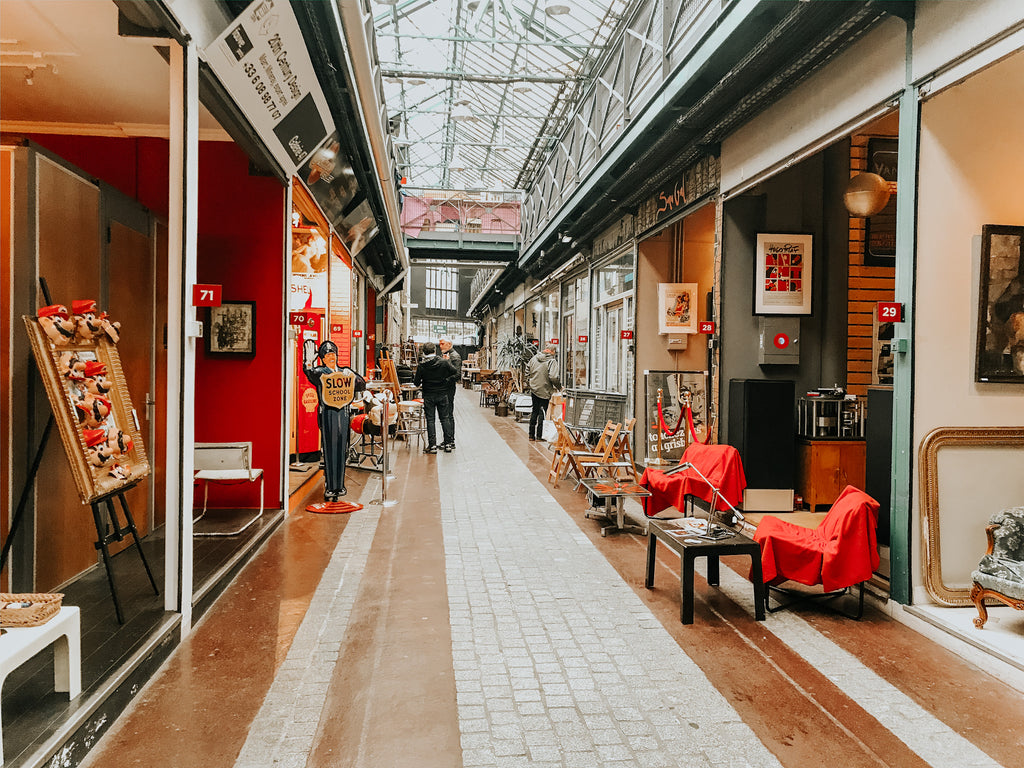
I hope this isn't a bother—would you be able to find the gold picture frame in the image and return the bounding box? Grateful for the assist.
[24,316,150,504]
[918,426,1024,606]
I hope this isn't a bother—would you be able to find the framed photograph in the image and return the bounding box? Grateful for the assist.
[754,233,813,315]
[643,370,709,464]
[207,301,256,355]
[657,283,699,335]
[24,316,150,504]
[975,224,1024,382]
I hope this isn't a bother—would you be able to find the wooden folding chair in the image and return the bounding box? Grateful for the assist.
[548,419,588,488]
[568,421,623,487]
[610,417,640,483]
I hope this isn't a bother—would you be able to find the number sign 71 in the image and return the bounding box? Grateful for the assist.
[877,302,903,322]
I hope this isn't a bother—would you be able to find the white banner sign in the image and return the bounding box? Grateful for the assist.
[206,0,333,175]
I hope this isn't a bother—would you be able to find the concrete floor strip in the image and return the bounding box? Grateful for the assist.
[232,487,383,768]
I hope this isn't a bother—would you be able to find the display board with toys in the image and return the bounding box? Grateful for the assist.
[24,300,149,504]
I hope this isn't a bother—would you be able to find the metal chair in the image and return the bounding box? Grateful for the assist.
[194,442,264,537]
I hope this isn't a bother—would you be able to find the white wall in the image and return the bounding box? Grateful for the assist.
[913,49,1024,599]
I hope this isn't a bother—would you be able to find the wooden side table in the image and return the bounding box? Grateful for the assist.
[796,438,866,510]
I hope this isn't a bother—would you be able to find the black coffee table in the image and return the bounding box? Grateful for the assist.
[645,517,766,624]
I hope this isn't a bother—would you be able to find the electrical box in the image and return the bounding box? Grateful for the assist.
[758,317,800,364]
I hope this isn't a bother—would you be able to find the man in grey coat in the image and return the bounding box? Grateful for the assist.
[527,345,560,441]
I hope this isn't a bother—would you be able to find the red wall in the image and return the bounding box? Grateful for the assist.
[29,135,286,509]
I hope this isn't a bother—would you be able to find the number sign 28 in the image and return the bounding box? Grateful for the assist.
[877,302,903,322]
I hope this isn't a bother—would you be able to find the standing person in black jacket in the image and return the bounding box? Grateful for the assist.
[414,342,457,454]
[438,336,461,450]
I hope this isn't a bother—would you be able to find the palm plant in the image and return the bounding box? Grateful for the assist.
[495,333,536,392]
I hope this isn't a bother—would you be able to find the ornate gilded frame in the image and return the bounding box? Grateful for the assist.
[24,316,150,504]
[918,426,1024,605]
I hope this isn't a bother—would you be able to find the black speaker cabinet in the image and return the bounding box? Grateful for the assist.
[728,379,795,489]
[865,386,893,546]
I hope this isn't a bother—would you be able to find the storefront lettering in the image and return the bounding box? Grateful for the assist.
[243,61,282,121]
[657,181,687,215]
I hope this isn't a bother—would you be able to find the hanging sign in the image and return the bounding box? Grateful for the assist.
[205,0,333,175]
[578,335,588,343]
[353,329,363,338]
[621,330,634,340]
[192,284,222,307]
[698,321,716,334]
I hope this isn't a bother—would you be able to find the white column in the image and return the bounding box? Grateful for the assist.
[166,39,200,636]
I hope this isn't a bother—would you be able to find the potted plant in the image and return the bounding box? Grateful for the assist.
[494,333,536,414]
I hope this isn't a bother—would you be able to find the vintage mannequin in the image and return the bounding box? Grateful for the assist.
[302,339,365,501]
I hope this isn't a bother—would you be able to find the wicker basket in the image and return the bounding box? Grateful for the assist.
[0,593,63,628]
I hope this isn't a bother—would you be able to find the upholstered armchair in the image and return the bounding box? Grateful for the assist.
[971,507,1024,629]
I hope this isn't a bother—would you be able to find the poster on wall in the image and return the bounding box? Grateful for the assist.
[975,224,1024,382]
[657,283,699,335]
[205,0,333,175]
[754,233,813,315]
[25,306,150,504]
[864,138,898,266]
[644,370,708,464]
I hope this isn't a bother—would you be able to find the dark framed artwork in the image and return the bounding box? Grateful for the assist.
[754,233,813,315]
[975,225,1024,382]
[207,301,256,355]
[864,137,898,267]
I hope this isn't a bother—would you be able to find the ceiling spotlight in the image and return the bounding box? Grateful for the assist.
[406,77,426,86]
[559,232,572,243]
[545,1,571,15]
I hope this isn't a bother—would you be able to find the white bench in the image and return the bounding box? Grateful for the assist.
[0,606,81,765]
[194,442,264,537]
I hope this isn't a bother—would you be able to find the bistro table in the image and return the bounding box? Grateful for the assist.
[645,517,766,624]
[579,477,650,537]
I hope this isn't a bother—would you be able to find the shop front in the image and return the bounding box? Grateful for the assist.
[633,157,720,467]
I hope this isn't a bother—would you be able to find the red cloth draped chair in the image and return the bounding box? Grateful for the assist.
[639,442,747,518]
[754,485,880,619]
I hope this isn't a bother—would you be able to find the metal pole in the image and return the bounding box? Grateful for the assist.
[372,400,398,507]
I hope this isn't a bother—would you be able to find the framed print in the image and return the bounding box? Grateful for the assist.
[754,233,813,315]
[24,315,150,504]
[207,301,256,355]
[643,370,709,464]
[975,224,1024,382]
[657,283,699,335]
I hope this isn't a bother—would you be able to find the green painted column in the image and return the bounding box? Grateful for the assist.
[889,23,919,606]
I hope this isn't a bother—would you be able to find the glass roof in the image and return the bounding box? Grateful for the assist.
[373,0,629,194]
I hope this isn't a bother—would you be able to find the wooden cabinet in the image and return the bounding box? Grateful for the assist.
[797,439,866,510]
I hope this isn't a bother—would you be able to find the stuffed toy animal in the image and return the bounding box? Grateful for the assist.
[105,429,133,456]
[82,362,113,396]
[38,305,76,346]
[72,299,104,341]
[99,312,121,343]
[75,392,112,428]
[59,351,88,380]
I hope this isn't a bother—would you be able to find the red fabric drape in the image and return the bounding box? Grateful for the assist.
[754,485,880,592]
[639,443,746,517]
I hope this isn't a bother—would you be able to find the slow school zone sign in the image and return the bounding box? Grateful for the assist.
[206,0,333,175]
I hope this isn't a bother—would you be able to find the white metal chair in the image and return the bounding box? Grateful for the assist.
[193,442,264,536]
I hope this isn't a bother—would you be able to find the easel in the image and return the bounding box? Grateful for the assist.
[1,278,159,624]
[89,481,160,624]
[378,349,402,403]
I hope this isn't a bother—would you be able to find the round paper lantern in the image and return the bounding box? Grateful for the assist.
[843,172,891,217]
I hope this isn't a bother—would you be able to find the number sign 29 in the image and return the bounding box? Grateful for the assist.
[877,302,903,323]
